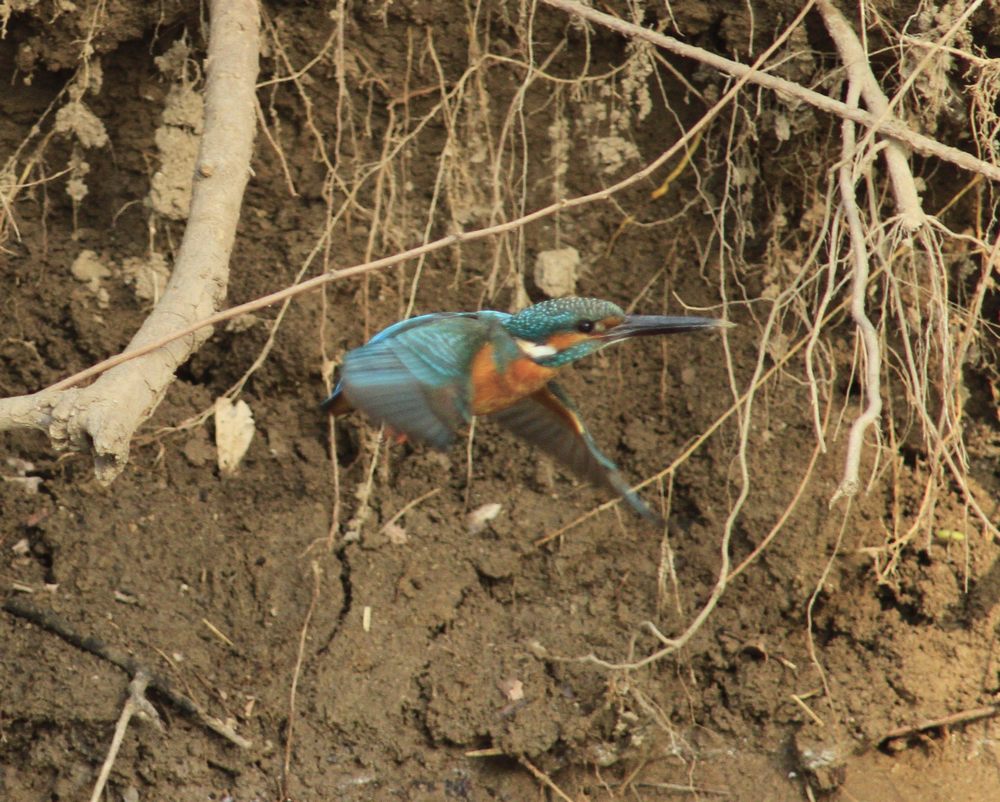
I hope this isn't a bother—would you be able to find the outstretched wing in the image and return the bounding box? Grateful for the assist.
[325,314,499,451]
[490,382,663,524]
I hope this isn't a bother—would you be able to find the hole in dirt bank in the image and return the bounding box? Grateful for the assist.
[174,361,209,385]
[898,444,924,469]
[877,729,947,755]
[875,584,929,626]
[331,420,360,466]
[23,533,58,585]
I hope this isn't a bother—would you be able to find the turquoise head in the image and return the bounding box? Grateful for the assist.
[503,297,728,368]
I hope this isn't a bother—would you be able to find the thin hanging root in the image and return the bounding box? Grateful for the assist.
[829,79,882,505]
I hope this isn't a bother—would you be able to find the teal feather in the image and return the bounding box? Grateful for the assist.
[328,313,506,449]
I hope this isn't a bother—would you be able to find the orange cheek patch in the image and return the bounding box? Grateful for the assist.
[545,331,590,351]
[471,346,556,415]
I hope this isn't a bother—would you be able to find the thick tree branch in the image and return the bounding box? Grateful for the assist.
[0,0,259,483]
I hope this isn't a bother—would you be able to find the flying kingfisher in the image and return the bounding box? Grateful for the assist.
[322,297,728,524]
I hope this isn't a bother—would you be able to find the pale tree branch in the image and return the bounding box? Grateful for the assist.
[0,0,259,483]
[815,0,925,231]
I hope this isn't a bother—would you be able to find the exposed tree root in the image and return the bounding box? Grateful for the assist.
[0,0,259,484]
[2,596,251,748]
[543,0,1000,182]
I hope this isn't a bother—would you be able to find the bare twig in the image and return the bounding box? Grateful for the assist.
[519,756,575,802]
[0,0,260,484]
[89,671,162,802]
[791,692,826,728]
[378,488,441,536]
[879,705,1000,746]
[281,561,322,797]
[542,0,1000,182]
[634,782,730,796]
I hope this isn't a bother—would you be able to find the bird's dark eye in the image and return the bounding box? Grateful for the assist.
[577,320,595,333]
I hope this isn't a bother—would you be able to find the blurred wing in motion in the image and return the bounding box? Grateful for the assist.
[491,382,663,524]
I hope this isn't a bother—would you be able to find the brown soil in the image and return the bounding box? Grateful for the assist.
[2,2,999,801]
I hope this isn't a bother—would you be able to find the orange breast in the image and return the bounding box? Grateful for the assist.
[470,345,557,415]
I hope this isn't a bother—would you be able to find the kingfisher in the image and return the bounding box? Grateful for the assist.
[322,297,728,524]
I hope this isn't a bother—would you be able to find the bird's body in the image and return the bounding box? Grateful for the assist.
[469,338,558,415]
[323,297,728,523]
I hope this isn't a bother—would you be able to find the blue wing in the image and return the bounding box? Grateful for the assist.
[490,382,663,524]
[324,312,509,451]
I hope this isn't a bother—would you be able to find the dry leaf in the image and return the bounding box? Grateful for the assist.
[215,397,255,475]
[467,502,502,534]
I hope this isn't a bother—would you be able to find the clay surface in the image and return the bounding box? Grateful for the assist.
[2,2,999,800]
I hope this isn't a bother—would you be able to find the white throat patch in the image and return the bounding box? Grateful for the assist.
[515,338,557,359]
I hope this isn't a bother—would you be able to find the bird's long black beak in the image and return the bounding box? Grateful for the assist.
[601,315,732,344]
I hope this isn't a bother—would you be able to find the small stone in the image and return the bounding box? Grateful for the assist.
[472,544,518,580]
[793,725,848,794]
[70,250,111,291]
[534,247,580,298]
[498,677,524,702]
